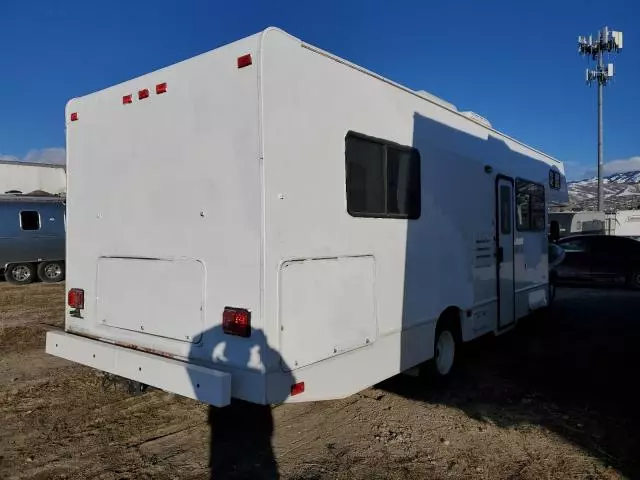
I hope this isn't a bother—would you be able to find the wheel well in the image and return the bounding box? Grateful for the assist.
[436,306,463,341]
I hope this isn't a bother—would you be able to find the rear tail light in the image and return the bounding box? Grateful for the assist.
[222,307,251,337]
[70,112,78,122]
[68,288,85,309]
[122,94,133,104]
[138,88,149,100]
[155,82,167,94]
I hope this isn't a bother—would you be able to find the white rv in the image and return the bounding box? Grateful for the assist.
[46,28,569,407]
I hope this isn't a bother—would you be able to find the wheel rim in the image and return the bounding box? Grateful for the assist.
[12,265,31,282]
[634,273,640,287]
[435,330,455,376]
[44,263,62,280]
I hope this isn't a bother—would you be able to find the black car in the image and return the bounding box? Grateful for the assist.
[555,234,640,289]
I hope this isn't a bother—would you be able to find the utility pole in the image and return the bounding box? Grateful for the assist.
[578,27,623,212]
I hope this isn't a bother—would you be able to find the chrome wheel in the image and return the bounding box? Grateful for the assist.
[12,265,31,282]
[44,263,62,280]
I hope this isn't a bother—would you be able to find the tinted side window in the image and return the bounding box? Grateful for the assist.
[516,179,545,231]
[594,236,638,254]
[560,239,589,252]
[549,170,562,190]
[345,135,385,215]
[346,132,421,219]
[386,146,421,218]
[20,211,40,231]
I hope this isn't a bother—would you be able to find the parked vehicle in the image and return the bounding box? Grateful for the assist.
[0,195,66,284]
[46,27,569,408]
[555,234,640,288]
[548,211,606,238]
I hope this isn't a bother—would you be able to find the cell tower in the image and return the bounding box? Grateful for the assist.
[578,27,623,212]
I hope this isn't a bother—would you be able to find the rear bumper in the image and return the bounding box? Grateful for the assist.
[46,330,231,407]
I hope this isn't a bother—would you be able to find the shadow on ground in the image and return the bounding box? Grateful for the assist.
[381,286,640,479]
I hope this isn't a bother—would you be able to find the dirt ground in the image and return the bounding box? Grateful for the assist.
[0,282,638,480]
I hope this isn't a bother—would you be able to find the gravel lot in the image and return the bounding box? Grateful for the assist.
[0,283,637,479]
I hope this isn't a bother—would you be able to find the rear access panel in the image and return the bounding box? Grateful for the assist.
[278,256,377,371]
[96,257,205,343]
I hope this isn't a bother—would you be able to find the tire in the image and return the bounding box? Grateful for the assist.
[4,263,36,285]
[424,316,460,380]
[37,261,65,283]
[549,271,557,304]
[626,271,640,290]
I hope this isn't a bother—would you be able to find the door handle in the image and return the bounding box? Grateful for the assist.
[497,247,504,263]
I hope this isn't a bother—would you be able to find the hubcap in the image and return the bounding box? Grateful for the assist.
[635,273,640,286]
[12,265,31,282]
[44,263,62,279]
[435,330,455,376]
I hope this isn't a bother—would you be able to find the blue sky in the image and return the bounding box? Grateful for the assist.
[0,0,637,180]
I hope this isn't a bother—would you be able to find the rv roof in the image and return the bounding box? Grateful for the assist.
[294,29,561,165]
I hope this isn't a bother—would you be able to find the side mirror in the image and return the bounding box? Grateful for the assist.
[549,221,560,243]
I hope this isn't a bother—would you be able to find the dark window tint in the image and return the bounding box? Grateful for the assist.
[346,132,421,219]
[560,238,589,252]
[386,147,421,218]
[345,136,385,215]
[549,170,562,190]
[20,211,40,231]
[516,179,545,231]
[499,185,512,235]
[593,236,638,254]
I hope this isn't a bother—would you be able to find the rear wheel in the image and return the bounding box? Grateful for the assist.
[435,329,456,376]
[549,271,557,303]
[37,261,65,283]
[4,263,36,285]
[626,271,640,290]
[423,316,460,380]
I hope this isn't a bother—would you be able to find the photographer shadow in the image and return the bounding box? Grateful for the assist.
[188,325,293,479]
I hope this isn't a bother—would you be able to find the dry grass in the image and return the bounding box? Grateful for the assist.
[0,283,636,479]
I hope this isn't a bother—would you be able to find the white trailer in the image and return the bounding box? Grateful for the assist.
[46,27,569,407]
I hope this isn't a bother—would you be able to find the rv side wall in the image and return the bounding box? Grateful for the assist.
[259,29,557,402]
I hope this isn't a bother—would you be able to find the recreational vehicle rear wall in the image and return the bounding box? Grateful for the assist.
[46,27,569,407]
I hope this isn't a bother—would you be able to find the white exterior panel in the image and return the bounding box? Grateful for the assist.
[49,27,569,406]
[63,33,267,404]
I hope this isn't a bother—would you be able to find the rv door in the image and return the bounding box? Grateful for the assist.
[496,177,515,328]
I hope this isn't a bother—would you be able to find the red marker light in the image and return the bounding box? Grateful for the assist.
[122,94,132,104]
[155,83,167,94]
[68,288,85,309]
[70,112,78,122]
[237,54,252,69]
[138,89,149,100]
[291,382,305,396]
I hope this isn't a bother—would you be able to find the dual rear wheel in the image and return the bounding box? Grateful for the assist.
[4,261,65,285]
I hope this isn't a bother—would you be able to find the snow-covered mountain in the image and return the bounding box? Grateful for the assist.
[568,171,640,210]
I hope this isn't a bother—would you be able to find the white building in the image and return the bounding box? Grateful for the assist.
[0,160,66,195]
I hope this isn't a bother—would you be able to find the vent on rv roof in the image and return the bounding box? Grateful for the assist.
[414,90,457,111]
[460,111,492,128]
